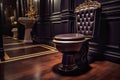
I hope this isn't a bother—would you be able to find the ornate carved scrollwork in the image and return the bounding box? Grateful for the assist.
[75,0,101,12]
[25,0,37,18]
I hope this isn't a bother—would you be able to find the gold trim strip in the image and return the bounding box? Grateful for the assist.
[4,42,24,46]
[5,44,44,51]
[39,44,57,51]
[1,44,58,63]
[4,44,57,51]
[1,50,58,63]
[4,52,10,60]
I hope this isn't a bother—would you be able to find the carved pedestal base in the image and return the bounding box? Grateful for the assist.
[23,28,32,43]
[52,52,90,76]
[53,33,91,75]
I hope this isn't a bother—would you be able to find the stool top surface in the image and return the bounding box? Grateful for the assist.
[54,33,85,41]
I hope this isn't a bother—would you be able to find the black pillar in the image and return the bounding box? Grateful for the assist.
[0,1,5,61]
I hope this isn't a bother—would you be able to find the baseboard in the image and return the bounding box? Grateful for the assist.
[88,42,120,63]
[104,53,120,64]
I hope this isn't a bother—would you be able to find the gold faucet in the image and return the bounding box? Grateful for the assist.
[25,0,37,18]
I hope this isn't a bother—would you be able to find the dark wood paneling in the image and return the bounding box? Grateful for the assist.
[51,20,72,36]
[51,0,61,15]
[88,0,120,63]
[101,0,120,62]
[108,21,120,45]
[33,0,75,44]
[53,0,61,13]
[32,22,52,44]
[101,0,120,20]
[61,0,68,11]
[44,0,51,16]
[61,0,74,12]
[51,21,62,36]
[38,22,51,39]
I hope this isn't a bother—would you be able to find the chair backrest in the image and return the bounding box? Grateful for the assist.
[75,0,101,38]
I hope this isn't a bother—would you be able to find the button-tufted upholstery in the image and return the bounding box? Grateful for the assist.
[75,8,100,38]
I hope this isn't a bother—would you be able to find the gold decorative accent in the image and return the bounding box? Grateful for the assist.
[1,44,57,63]
[10,16,17,26]
[25,0,37,18]
[75,0,101,12]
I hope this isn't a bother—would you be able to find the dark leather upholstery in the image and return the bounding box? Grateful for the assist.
[75,8,100,38]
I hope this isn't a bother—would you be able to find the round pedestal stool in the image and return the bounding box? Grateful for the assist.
[53,33,90,75]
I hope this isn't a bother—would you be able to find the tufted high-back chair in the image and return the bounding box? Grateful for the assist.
[76,9,96,38]
[74,0,101,66]
[75,4,100,64]
[52,0,101,75]
[75,0,101,39]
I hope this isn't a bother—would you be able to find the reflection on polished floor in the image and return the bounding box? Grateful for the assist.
[0,53,120,80]
[2,36,58,63]
[0,36,120,80]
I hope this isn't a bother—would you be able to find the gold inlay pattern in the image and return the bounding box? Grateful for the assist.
[75,0,101,12]
[1,44,57,63]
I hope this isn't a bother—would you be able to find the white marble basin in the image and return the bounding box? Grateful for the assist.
[18,17,36,43]
[18,17,36,28]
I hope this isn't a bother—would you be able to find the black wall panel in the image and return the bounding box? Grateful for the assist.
[89,0,120,63]
[33,0,74,44]
[44,0,50,16]
[61,0,68,11]
[51,20,72,36]
[0,1,5,60]
[53,0,61,13]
